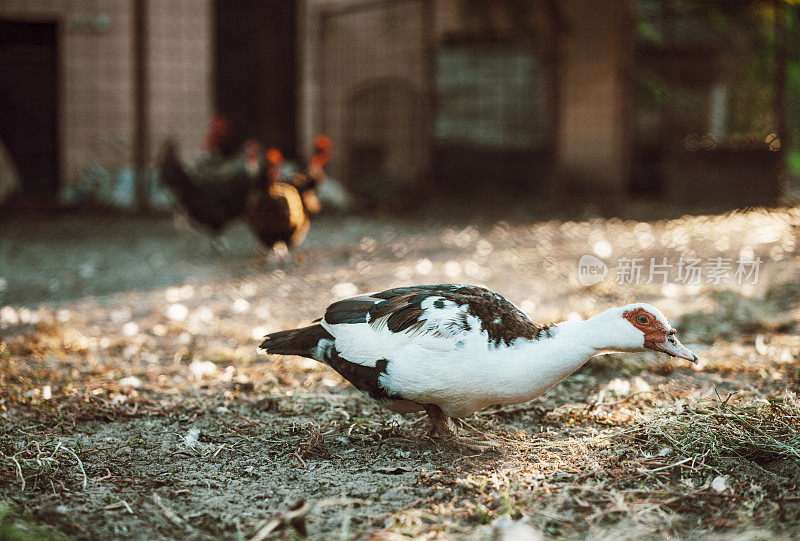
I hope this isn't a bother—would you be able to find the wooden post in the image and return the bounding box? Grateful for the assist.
[543,0,561,197]
[133,0,149,212]
[422,0,436,193]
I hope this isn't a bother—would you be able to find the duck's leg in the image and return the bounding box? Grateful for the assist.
[424,405,498,452]
[424,404,458,441]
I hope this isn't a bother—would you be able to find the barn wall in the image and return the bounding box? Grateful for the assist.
[555,0,632,194]
[299,0,550,194]
[0,0,134,189]
[300,0,634,196]
[0,0,212,193]
[302,0,429,192]
[432,0,550,192]
[147,0,213,166]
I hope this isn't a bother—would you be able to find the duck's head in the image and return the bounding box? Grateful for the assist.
[593,303,697,363]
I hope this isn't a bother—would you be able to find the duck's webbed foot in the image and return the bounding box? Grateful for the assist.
[424,405,499,453]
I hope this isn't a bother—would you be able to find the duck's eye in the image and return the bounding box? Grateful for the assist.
[637,314,649,325]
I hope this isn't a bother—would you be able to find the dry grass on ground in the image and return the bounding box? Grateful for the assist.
[1,206,800,539]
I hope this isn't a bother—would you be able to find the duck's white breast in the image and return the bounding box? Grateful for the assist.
[380,338,568,418]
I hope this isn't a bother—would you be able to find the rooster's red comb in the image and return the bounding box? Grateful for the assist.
[206,114,232,151]
[313,134,332,152]
[266,148,284,165]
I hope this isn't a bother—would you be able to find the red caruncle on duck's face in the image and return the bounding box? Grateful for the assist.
[623,307,669,343]
[623,307,698,363]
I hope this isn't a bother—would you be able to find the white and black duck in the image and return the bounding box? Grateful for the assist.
[260,284,697,448]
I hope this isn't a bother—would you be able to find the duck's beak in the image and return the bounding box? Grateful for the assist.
[646,330,698,364]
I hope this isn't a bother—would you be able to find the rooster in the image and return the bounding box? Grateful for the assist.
[159,139,263,236]
[244,148,309,250]
[283,134,332,216]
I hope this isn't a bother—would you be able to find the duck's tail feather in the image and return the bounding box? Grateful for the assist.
[259,324,333,359]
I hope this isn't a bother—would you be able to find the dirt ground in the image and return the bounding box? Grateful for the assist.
[1,203,800,540]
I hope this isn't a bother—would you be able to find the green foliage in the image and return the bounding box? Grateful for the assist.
[635,0,792,144]
[788,147,800,178]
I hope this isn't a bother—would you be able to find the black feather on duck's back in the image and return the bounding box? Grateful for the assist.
[324,285,553,346]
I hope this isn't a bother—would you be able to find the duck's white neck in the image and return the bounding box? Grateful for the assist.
[547,312,635,357]
[485,311,633,406]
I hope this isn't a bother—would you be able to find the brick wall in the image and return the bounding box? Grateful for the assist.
[0,0,212,191]
[147,0,212,164]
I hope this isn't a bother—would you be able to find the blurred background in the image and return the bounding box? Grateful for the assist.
[1,0,800,308]
[1,0,799,211]
[3,4,800,538]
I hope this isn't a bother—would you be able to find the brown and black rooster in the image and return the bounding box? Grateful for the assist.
[283,134,332,216]
[244,148,309,250]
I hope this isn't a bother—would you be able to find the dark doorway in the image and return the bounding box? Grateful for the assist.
[0,20,59,201]
[214,0,297,157]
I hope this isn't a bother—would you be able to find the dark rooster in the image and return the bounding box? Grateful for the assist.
[283,134,332,216]
[159,139,263,235]
[245,148,309,250]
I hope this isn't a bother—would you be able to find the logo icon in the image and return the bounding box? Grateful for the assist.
[578,255,608,286]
